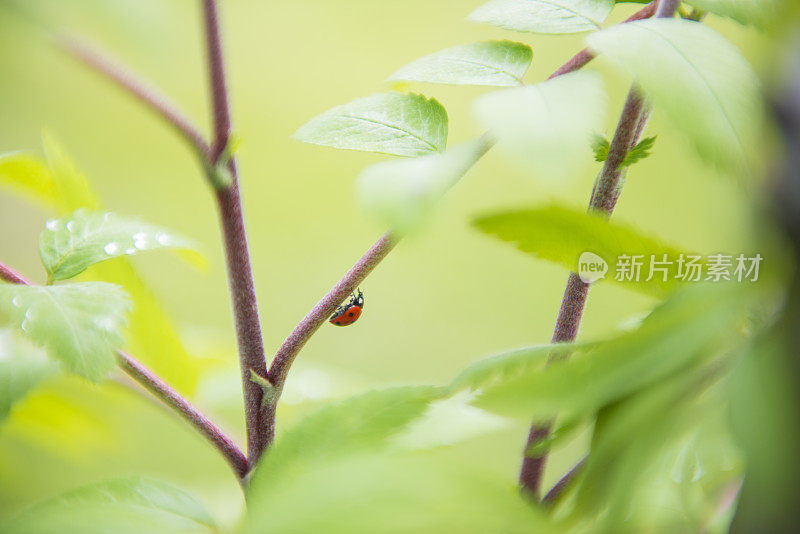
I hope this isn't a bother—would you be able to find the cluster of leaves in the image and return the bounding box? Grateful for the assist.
[0,0,783,533]
[0,137,198,393]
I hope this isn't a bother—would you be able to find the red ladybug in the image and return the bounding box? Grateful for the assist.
[329,289,364,327]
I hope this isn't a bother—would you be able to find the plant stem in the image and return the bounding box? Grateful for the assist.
[0,260,248,478]
[56,34,210,160]
[117,351,249,478]
[541,457,586,507]
[518,0,680,498]
[199,0,270,467]
[0,262,33,285]
[264,233,398,429]
[548,1,658,80]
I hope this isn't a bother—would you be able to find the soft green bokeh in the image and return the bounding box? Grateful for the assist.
[0,0,777,529]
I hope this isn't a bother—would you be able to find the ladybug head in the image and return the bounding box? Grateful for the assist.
[353,288,364,308]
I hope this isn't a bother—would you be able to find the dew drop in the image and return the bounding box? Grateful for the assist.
[103,212,112,222]
[134,237,148,250]
[66,221,75,232]
[11,296,20,307]
[125,248,136,255]
[45,219,58,231]
[104,242,119,255]
[133,232,146,241]
[94,317,115,331]
[155,232,170,245]
[21,320,30,332]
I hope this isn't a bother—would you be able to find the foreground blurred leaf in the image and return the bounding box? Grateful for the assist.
[0,283,130,381]
[250,386,443,491]
[474,72,606,180]
[388,40,532,87]
[587,19,761,174]
[449,343,586,393]
[357,138,490,234]
[39,209,197,282]
[466,284,747,421]
[246,453,545,534]
[294,92,448,156]
[468,0,615,34]
[473,204,684,296]
[569,364,738,531]
[0,153,59,209]
[687,0,781,27]
[2,477,217,534]
[41,131,101,212]
[0,333,54,423]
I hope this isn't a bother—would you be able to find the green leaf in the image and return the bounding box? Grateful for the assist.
[0,283,130,381]
[41,130,101,212]
[356,138,490,234]
[468,284,748,421]
[572,365,735,530]
[587,19,761,173]
[0,333,54,423]
[593,135,657,167]
[449,343,588,393]
[474,71,606,180]
[0,152,60,210]
[249,386,443,491]
[2,477,217,534]
[473,204,685,296]
[39,209,197,282]
[246,453,546,534]
[687,0,781,27]
[468,0,615,34]
[294,92,448,157]
[388,40,532,87]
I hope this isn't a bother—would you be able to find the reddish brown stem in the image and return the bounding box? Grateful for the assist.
[542,457,586,507]
[264,233,398,438]
[56,34,210,160]
[117,351,248,478]
[200,0,270,467]
[519,0,680,498]
[548,1,658,80]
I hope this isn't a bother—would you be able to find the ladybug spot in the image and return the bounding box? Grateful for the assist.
[348,312,354,317]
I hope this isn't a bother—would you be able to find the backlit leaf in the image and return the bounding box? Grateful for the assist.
[2,477,217,534]
[357,138,491,234]
[294,92,448,156]
[587,19,761,173]
[0,283,130,381]
[388,40,532,87]
[39,209,197,282]
[473,203,685,296]
[474,72,606,180]
[468,0,615,34]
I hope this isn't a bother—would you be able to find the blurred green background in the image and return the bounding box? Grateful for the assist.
[0,0,771,529]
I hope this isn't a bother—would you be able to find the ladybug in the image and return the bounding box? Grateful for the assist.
[329,289,364,327]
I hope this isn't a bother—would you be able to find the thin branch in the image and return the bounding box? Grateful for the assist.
[542,457,586,507]
[548,1,658,80]
[199,0,270,466]
[56,33,210,160]
[518,0,681,499]
[0,263,33,285]
[200,0,232,163]
[267,232,398,391]
[0,260,247,478]
[117,351,248,478]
